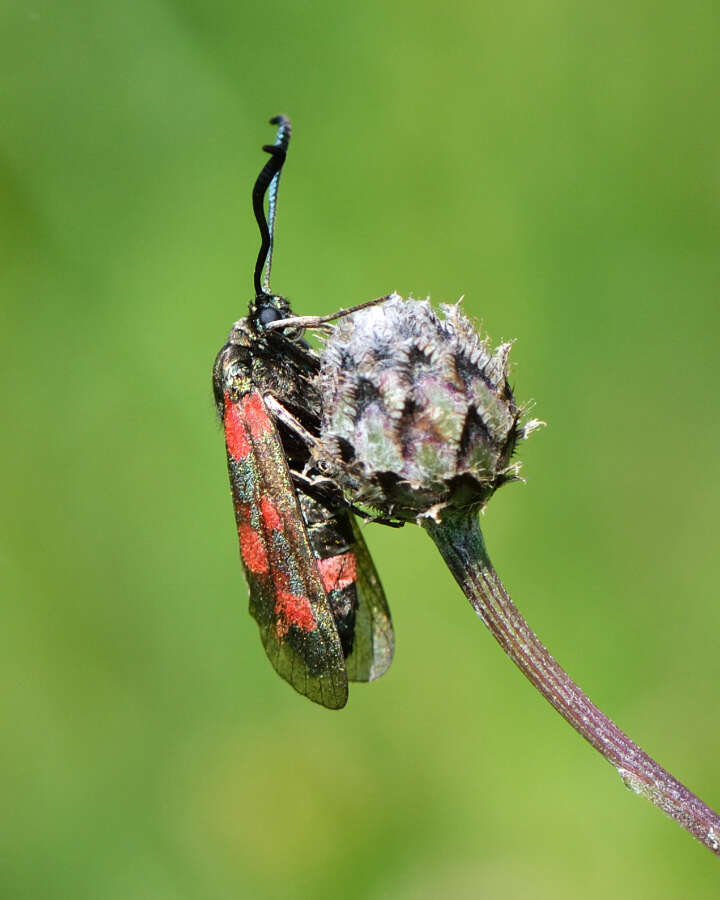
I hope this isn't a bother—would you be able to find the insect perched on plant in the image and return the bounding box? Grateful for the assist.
[213,116,394,708]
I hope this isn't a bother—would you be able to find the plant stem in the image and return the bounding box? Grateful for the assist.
[423,505,720,858]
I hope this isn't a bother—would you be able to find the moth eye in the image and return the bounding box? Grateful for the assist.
[258,306,284,327]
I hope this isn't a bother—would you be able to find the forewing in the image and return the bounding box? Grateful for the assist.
[344,516,394,683]
[222,389,348,709]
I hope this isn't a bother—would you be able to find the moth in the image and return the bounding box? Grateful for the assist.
[213,116,394,708]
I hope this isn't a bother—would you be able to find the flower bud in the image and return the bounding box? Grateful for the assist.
[316,294,541,521]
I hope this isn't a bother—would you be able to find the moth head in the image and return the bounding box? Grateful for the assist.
[250,292,293,332]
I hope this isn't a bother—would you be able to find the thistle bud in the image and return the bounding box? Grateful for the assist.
[316,294,541,521]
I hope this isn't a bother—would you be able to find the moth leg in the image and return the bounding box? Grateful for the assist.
[263,292,399,334]
[264,393,404,529]
[264,393,320,450]
[346,508,405,529]
[292,470,404,529]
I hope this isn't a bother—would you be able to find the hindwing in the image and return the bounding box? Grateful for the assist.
[298,493,394,683]
[344,516,394,682]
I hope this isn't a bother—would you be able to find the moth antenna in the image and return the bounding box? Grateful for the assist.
[252,115,292,298]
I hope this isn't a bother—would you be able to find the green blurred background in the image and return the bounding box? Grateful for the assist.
[2,1,720,896]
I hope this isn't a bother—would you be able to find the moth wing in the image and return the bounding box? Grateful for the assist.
[223,389,348,709]
[344,516,394,683]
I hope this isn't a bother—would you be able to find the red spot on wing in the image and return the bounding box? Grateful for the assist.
[243,392,273,440]
[271,569,317,637]
[238,521,269,574]
[260,496,282,531]
[275,590,317,637]
[317,552,358,593]
[224,393,251,460]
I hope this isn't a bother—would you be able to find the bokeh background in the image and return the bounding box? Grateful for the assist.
[2,1,720,897]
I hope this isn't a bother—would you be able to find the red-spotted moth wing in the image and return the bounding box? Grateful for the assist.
[222,388,348,709]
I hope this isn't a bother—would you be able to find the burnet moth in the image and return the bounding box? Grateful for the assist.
[213,116,394,708]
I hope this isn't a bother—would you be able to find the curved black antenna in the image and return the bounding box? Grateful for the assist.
[252,115,292,298]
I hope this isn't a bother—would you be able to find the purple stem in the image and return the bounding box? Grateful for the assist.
[423,506,720,858]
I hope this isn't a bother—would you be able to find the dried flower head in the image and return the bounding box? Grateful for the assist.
[316,294,541,522]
